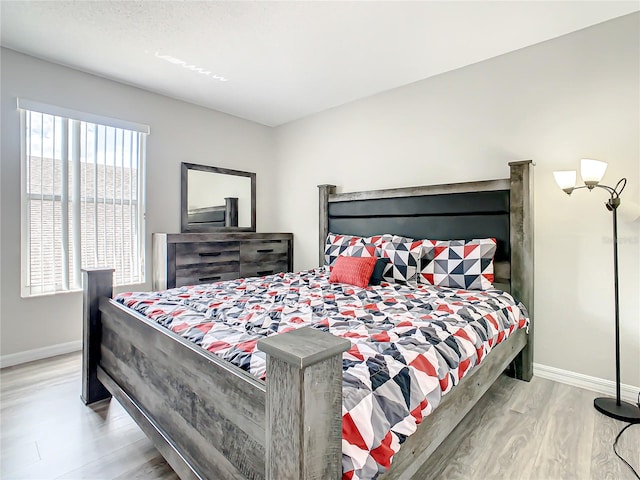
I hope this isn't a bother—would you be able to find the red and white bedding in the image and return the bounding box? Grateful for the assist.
[116,268,529,480]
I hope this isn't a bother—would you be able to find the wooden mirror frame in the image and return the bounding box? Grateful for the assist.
[180,162,256,233]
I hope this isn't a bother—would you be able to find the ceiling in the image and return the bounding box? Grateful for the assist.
[2,1,638,127]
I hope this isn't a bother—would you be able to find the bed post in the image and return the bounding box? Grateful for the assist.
[509,160,534,381]
[318,184,336,267]
[81,268,114,405]
[224,197,239,227]
[258,327,350,480]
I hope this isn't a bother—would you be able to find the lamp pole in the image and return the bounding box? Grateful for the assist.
[554,164,639,423]
[586,184,638,422]
[611,195,621,407]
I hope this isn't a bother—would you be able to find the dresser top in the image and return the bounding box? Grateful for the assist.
[153,232,293,243]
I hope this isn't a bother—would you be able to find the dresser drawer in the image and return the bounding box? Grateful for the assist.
[240,240,290,277]
[175,263,240,287]
[240,260,289,279]
[175,241,240,267]
[240,240,289,263]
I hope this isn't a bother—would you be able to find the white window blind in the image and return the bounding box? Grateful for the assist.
[18,99,148,296]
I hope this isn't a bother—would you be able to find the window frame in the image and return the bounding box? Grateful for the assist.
[18,99,149,297]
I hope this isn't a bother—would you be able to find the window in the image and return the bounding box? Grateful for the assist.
[18,99,149,296]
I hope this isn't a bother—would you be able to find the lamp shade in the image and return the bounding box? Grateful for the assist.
[580,159,608,186]
[619,199,640,223]
[553,170,577,193]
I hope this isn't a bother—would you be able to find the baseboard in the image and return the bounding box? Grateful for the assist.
[0,340,82,369]
[534,363,640,405]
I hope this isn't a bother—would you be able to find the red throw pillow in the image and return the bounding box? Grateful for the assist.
[329,255,378,289]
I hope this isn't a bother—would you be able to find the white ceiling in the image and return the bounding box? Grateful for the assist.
[2,1,638,127]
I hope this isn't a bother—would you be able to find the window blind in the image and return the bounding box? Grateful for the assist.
[19,100,148,296]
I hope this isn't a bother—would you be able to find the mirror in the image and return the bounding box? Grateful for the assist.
[181,162,256,232]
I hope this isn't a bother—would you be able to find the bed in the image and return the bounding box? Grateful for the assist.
[82,160,534,480]
[187,197,239,228]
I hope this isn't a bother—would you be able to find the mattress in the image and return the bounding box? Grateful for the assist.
[116,268,529,480]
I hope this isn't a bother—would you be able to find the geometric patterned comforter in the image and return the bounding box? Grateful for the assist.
[115,268,529,480]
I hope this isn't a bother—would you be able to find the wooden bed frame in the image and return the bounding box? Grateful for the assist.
[187,198,239,228]
[82,160,534,480]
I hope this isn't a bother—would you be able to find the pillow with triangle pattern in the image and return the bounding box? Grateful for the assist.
[324,233,363,269]
[381,240,424,285]
[418,238,496,290]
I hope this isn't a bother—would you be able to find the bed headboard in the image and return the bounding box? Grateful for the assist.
[318,161,533,302]
[186,197,239,229]
[319,160,534,380]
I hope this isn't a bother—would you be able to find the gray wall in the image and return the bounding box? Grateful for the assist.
[273,14,640,387]
[0,48,275,359]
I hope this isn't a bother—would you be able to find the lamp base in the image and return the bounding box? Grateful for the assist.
[594,397,640,423]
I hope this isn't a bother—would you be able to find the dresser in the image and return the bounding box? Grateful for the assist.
[152,232,293,290]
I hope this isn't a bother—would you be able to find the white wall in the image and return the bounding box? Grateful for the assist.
[274,14,640,387]
[0,48,275,360]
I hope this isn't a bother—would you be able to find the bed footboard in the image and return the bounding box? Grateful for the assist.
[82,269,267,479]
[82,269,352,480]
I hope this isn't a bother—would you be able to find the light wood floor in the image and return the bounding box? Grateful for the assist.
[1,353,638,479]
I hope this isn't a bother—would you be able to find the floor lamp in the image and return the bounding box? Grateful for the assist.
[553,159,640,423]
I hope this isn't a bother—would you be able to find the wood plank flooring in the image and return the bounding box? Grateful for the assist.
[1,352,638,479]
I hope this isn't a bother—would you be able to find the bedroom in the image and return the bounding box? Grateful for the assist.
[1,1,638,479]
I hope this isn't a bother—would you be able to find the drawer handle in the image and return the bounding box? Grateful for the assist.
[257,249,274,253]
[257,270,273,276]
[199,252,221,257]
[199,276,221,282]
